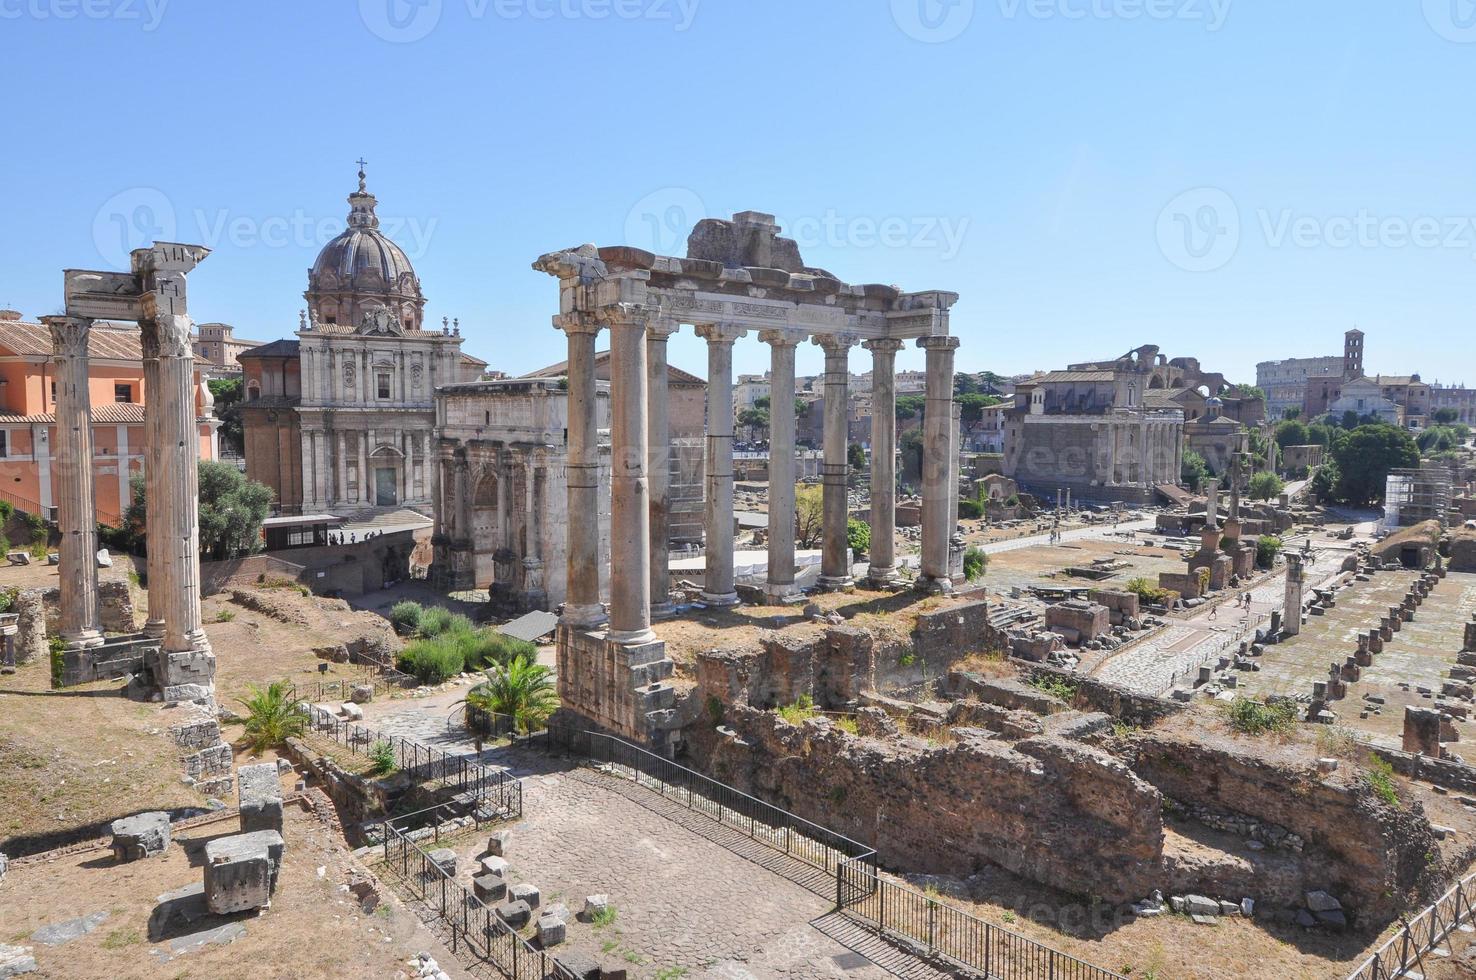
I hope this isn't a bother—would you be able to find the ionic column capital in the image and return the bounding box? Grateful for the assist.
[917,335,961,353]
[694,322,747,345]
[553,312,603,337]
[863,337,905,355]
[812,332,860,353]
[758,327,807,348]
[41,315,93,357]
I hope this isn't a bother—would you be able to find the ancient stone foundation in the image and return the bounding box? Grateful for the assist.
[555,625,679,754]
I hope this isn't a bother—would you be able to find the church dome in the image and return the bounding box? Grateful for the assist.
[304,166,426,333]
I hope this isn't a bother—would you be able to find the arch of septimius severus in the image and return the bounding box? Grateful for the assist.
[534,210,960,754]
[46,242,217,704]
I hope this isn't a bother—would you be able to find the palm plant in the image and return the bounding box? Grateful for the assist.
[237,680,307,753]
[466,654,558,735]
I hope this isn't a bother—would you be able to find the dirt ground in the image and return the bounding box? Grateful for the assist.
[0,798,458,980]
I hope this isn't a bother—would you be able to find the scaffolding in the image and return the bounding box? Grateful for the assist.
[1383,466,1452,530]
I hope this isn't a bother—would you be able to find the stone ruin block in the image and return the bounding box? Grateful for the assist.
[1404,706,1444,756]
[817,626,874,709]
[1380,619,1394,642]
[350,683,374,704]
[1368,630,1384,654]
[237,762,284,835]
[1340,659,1361,683]
[1465,622,1476,653]
[149,647,217,702]
[204,830,284,914]
[1443,680,1474,701]
[1087,589,1141,626]
[1355,636,1372,667]
[537,914,566,947]
[473,874,507,903]
[510,883,541,909]
[110,811,170,862]
[1045,600,1110,646]
[759,632,816,708]
[497,899,532,928]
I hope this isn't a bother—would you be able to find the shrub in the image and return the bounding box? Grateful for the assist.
[388,600,423,635]
[963,546,987,581]
[417,606,472,638]
[958,498,983,520]
[1126,576,1172,604]
[1248,471,1285,501]
[1029,674,1077,704]
[1365,754,1401,808]
[215,609,236,623]
[835,716,859,735]
[777,694,818,726]
[846,518,871,557]
[237,681,307,753]
[397,637,466,684]
[1255,535,1283,569]
[49,634,65,688]
[367,740,397,777]
[465,654,558,733]
[1222,696,1299,736]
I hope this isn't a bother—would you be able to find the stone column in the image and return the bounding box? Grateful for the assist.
[557,314,606,628]
[647,319,678,617]
[816,334,857,591]
[140,329,165,638]
[1283,553,1305,637]
[761,329,804,602]
[604,305,654,646]
[696,324,746,606]
[917,336,960,593]
[864,338,904,587]
[42,316,102,650]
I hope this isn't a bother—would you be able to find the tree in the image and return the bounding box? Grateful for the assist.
[1341,410,1362,430]
[954,373,980,396]
[1329,424,1420,506]
[208,377,245,456]
[1248,471,1284,501]
[1418,426,1457,454]
[737,407,770,441]
[753,395,771,411]
[795,485,824,549]
[963,546,987,581]
[895,395,927,421]
[899,428,925,483]
[1275,420,1310,450]
[1181,449,1209,492]
[847,442,867,471]
[978,371,1007,396]
[1282,407,1302,421]
[198,462,274,561]
[957,392,1002,424]
[237,681,307,753]
[466,654,558,734]
[1255,535,1283,569]
[1433,407,1460,425]
[1309,457,1339,500]
[846,517,870,557]
[1228,383,1266,403]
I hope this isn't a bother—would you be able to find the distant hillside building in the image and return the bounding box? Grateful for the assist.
[193,322,264,376]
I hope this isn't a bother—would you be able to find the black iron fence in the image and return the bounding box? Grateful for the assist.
[836,860,1128,980]
[293,672,410,705]
[1347,868,1476,979]
[381,807,576,980]
[301,704,522,820]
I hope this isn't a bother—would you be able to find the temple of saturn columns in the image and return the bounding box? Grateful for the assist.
[46,242,217,704]
[534,211,960,752]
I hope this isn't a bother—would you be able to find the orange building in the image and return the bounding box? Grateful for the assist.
[0,309,218,526]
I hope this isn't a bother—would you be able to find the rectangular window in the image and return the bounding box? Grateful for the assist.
[377,372,392,399]
[114,384,133,403]
[0,430,7,458]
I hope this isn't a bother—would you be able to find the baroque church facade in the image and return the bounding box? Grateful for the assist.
[240,168,484,517]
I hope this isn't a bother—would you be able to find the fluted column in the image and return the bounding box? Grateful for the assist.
[696,323,746,606]
[761,329,804,602]
[557,313,607,628]
[150,311,210,655]
[918,335,960,593]
[42,316,102,649]
[140,329,165,637]
[816,333,857,591]
[604,304,654,645]
[864,338,904,587]
[647,319,678,618]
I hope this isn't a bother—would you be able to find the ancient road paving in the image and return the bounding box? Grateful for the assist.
[444,759,946,980]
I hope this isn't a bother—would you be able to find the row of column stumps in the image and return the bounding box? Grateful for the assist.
[554,309,958,644]
[47,243,214,698]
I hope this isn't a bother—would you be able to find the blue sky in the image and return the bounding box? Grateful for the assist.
[3,0,1474,386]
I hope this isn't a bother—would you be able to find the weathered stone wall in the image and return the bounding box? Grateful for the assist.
[1015,663,1185,728]
[39,580,138,635]
[696,626,875,712]
[686,706,1164,903]
[12,590,46,665]
[1123,731,1441,920]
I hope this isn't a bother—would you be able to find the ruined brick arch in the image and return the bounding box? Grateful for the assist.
[1149,375,1166,389]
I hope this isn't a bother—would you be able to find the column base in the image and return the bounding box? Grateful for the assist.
[144,619,166,640]
[700,591,740,608]
[608,626,658,647]
[62,630,104,652]
[651,600,677,620]
[818,575,855,593]
[763,582,805,605]
[914,574,955,596]
[865,565,899,589]
[561,604,608,630]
